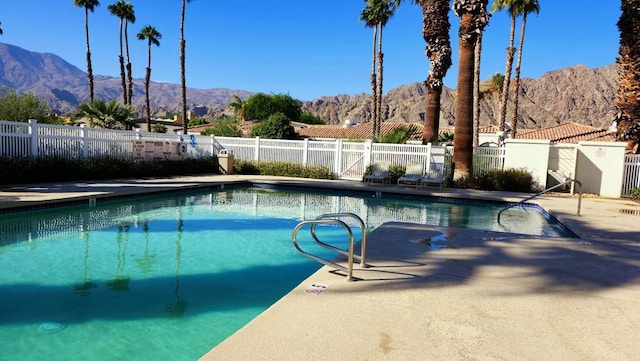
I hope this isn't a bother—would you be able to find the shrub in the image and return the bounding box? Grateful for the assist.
[233,160,332,179]
[250,112,297,139]
[0,156,219,185]
[630,187,640,201]
[473,168,536,192]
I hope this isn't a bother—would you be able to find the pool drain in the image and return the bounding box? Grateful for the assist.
[37,322,66,334]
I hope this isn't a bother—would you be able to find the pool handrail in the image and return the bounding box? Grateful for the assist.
[291,212,368,281]
[497,178,583,224]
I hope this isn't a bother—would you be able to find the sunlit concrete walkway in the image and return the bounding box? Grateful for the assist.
[1,175,639,360]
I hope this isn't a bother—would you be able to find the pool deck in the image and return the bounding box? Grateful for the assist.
[2,175,640,360]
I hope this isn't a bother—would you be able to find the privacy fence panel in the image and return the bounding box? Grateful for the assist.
[622,154,640,197]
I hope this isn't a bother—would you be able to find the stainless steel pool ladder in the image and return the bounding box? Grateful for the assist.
[497,178,583,224]
[291,212,367,282]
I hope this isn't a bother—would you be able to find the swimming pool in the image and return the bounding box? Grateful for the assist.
[0,185,572,360]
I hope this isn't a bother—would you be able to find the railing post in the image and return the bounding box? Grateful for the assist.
[135,128,142,140]
[210,135,216,156]
[80,124,89,159]
[28,119,38,157]
[426,142,432,172]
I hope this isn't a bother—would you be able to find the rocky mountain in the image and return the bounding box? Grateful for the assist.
[0,42,618,130]
[301,64,618,130]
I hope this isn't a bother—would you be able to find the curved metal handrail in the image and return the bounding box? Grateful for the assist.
[292,219,355,281]
[313,212,367,267]
[497,178,583,224]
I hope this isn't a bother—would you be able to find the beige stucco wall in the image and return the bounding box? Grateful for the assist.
[575,142,627,197]
[504,139,551,189]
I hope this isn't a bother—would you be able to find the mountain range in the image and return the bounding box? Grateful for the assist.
[0,42,618,130]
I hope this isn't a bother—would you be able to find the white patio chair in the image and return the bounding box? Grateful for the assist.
[397,162,424,188]
[364,161,391,185]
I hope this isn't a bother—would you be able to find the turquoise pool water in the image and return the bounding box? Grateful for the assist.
[0,186,572,360]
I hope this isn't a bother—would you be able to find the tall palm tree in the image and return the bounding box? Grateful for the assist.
[375,2,398,138]
[74,0,100,102]
[492,0,518,142]
[452,0,490,180]
[122,2,135,106]
[180,0,194,135]
[360,1,383,139]
[108,0,130,104]
[509,0,539,139]
[615,0,640,152]
[137,25,161,132]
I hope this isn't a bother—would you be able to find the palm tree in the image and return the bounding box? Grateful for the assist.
[108,0,130,104]
[615,0,640,152]
[228,94,246,122]
[77,99,135,129]
[492,0,519,142]
[0,21,3,35]
[473,32,483,148]
[137,25,161,132]
[122,2,135,106]
[418,0,452,144]
[74,0,100,102]
[391,0,452,144]
[452,0,490,181]
[508,0,539,139]
[180,0,195,135]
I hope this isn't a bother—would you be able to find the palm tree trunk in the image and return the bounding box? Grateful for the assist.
[510,13,528,139]
[84,8,95,102]
[180,0,188,135]
[454,25,475,180]
[370,25,378,139]
[497,13,517,142]
[376,24,384,138]
[473,33,483,148]
[145,40,152,132]
[616,0,640,152]
[423,86,442,143]
[125,21,133,106]
[118,19,127,105]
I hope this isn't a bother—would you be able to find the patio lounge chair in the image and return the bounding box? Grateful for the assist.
[397,162,424,188]
[364,161,391,185]
[420,163,446,190]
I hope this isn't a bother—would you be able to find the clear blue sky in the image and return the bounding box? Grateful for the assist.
[1,1,620,101]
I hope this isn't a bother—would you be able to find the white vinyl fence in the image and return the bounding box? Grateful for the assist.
[2,119,639,197]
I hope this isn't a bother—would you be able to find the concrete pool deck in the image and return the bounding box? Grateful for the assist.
[1,175,639,360]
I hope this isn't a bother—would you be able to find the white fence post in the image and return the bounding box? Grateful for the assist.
[363,139,372,167]
[254,136,261,161]
[333,139,343,177]
[80,124,89,159]
[28,119,38,157]
[302,138,309,166]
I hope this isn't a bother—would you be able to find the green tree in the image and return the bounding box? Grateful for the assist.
[76,99,135,129]
[250,112,297,139]
[452,0,490,181]
[201,118,243,137]
[299,112,325,125]
[243,93,301,121]
[74,0,100,102]
[137,24,161,132]
[0,88,50,122]
[180,0,195,135]
[108,1,135,105]
[380,125,418,144]
[615,0,640,152]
